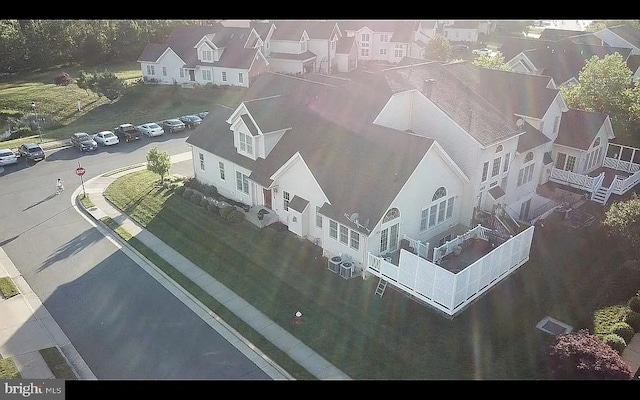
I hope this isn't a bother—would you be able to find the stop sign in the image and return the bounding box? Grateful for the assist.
[75,167,86,176]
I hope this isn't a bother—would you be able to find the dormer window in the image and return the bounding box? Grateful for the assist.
[202,50,212,61]
[239,132,253,156]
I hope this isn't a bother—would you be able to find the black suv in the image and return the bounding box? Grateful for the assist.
[18,143,45,163]
[70,132,98,152]
[114,123,141,142]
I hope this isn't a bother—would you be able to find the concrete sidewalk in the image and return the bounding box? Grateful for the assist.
[0,248,96,380]
[75,153,350,380]
[622,333,640,378]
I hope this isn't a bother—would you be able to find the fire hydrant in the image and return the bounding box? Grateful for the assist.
[294,311,303,325]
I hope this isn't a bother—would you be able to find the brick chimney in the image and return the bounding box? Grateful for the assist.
[423,79,435,99]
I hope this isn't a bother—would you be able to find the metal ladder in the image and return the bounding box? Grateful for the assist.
[374,278,387,297]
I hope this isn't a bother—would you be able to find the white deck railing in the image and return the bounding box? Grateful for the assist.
[402,235,429,260]
[366,226,535,317]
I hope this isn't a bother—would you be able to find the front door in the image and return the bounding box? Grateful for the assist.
[519,199,531,221]
[263,188,272,209]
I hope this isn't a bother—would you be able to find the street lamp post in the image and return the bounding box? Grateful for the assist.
[31,101,42,143]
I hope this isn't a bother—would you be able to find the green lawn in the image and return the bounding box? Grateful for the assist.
[103,171,640,379]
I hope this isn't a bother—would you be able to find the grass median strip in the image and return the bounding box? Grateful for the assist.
[0,277,19,299]
[39,347,77,380]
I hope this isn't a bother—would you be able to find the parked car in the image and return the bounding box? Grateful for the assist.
[137,122,165,137]
[93,130,119,146]
[472,48,494,56]
[114,123,142,142]
[452,44,469,53]
[70,132,98,152]
[197,111,209,119]
[0,148,18,166]
[179,115,202,129]
[162,119,186,133]
[18,143,45,163]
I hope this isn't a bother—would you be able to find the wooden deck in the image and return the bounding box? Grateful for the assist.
[436,238,494,273]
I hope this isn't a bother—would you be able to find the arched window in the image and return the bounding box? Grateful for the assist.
[421,187,455,232]
[432,187,447,201]
[495,145,503,153]
[524,152,534,163]
[593,137,601,147]
[382,207,400,223]
[518,152,536,187]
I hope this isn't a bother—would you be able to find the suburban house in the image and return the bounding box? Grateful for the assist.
[265,20,343,75]
[335,20,417,64]
[593,24,640,55]
[137,19,503,88]
[502,35,632,87]
[502,25,640,87]
[137,22,269,88]
[184,49,640,317]
[593,24,640,82]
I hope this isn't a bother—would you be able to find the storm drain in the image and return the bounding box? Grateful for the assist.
[536,316,573,335]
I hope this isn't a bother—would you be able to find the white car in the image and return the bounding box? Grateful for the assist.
[0,148,18,166]
[137,122,165,137]
[93,130,120,146]
[472,48,495,57]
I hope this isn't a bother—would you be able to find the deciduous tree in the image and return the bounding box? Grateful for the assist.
[549,329,633,380]
[146,147,171,183]
[426,34,451,61]
[560,53,640,141]
[601,193,640,261]
[472,51,511,71]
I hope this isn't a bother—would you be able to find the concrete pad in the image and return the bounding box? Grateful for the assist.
[0,320,54,358]
[0,297,36,329]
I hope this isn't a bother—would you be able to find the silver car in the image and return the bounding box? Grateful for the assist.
[0,148,18,166]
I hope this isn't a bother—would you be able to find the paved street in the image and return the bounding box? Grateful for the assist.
[0,139,288,379]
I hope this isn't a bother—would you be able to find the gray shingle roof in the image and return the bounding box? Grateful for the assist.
[188,72,434,235]
[444,62,558,120]
[608,24,640,49]
[555,109,608,150]
[382,62,523,147]
[138,23,259,70]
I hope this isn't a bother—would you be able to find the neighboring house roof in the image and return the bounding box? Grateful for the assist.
[138,23,259,70]
[555,109,608,150]
[250,21,273,41]
[271,20,337,40]
[336,36,356,54]
[607,24,640,49]
[628,54,640,74]
[538,28,587,41]
[521,39,631,86]
[444,61,558,120]
[382,62,523,147]
[270,21,307,41]
[137,43,169,63]
[499,37,555,62]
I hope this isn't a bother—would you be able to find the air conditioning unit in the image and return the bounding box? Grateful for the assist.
[340,261,354,279]
[328,255,342,273]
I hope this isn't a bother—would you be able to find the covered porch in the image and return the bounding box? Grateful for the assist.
[548,142,640,205]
